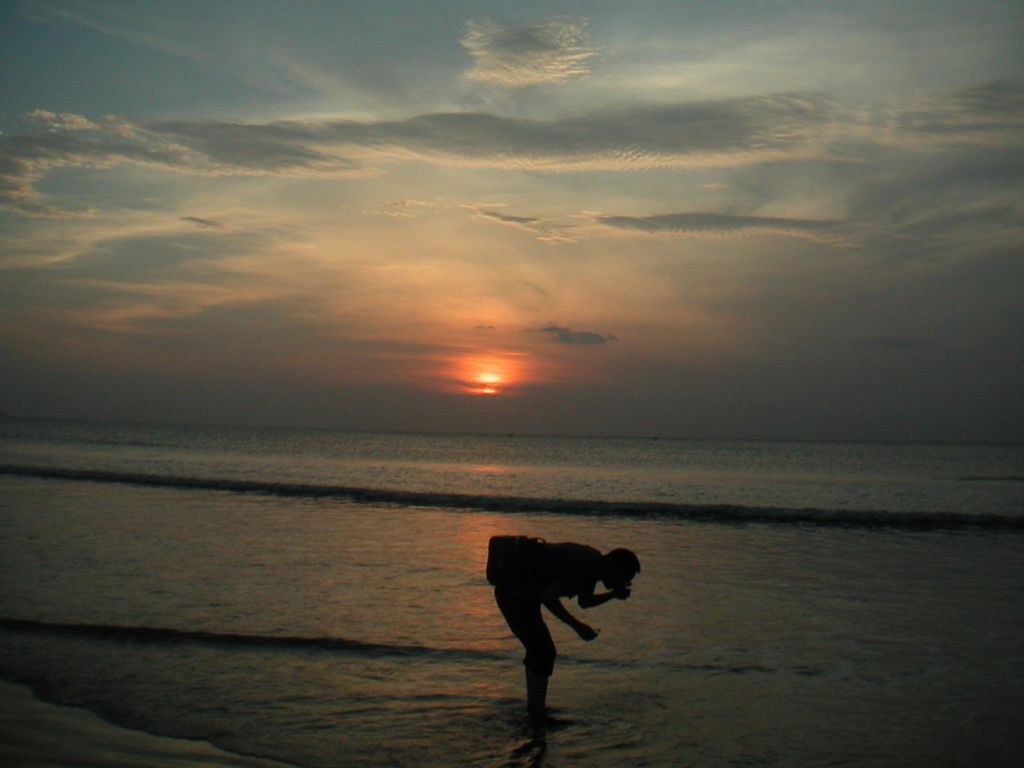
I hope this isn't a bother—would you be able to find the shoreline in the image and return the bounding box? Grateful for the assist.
[0,679,295,768]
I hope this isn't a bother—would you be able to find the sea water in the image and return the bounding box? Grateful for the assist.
[1,419,1022,766]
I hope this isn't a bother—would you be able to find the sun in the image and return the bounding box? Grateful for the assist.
[451,355,523,396]
[474,370,504,395]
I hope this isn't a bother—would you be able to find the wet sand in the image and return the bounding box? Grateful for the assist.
[0,680,292,768]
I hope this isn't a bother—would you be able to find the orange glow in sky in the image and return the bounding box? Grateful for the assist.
[452,354,525,396]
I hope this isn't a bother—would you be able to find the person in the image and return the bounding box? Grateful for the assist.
[488,537,640,719]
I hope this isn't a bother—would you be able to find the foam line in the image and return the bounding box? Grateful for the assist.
[2,463,1021,530]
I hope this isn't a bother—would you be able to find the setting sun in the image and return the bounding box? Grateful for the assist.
[450,354,527,396]
[477,372,503,394]
[474,368,505,396]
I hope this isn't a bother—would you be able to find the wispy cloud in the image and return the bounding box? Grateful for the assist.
[473,207,578,243]
[21,109,99,132]
[0,120,195,215]
[29,0,215,67]
[594,211,842,243]
[461,18,595,88]
[895,81,1024,146]
[0,92,840,214]
[4,82,1020,217]
[180,215,224,228]
[478,209,539,227]
[363,199,440,218]
[537,325,618,346]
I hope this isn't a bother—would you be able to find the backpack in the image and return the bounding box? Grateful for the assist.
[486,535,546,586]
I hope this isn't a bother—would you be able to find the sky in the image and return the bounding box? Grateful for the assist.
[1,0,1022,441]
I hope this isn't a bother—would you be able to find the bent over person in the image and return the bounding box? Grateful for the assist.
[487,536,640,719]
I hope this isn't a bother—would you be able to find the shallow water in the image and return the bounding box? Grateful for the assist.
[1,421,1022,766]
[2,474,1023,766]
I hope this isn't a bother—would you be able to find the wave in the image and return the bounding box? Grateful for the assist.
[0,618,808,678]
[958,475,1024,483]
[2,463,1021,530]
[0,617,501,662]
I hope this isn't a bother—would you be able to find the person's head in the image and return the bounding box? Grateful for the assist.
[601,548,641,590]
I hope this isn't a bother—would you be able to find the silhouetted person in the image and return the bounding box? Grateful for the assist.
[487,536,640,719]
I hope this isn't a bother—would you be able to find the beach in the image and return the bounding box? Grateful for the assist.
[1,420,1023,766]
[5,2,1022,764]
[0,680,292,768]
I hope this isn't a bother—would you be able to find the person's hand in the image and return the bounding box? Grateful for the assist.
[576,623,599,641]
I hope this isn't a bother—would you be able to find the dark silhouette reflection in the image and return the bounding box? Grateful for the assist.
[487,536,640,720]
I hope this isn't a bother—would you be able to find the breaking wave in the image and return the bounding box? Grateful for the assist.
[2,463,1021,530]
[0,618,808,677]
[0,617,499,662]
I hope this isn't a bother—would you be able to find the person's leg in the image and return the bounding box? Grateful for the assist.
[496,586,557,716]
[525,667,548,718]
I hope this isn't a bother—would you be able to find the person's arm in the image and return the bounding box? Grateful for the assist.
[578,585,631,609]
[541,580,599,641]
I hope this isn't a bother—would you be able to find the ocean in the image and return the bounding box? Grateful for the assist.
[1,418,1022,767]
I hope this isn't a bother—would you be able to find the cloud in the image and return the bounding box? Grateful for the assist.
[180,215,224,228]
[896,81,1024,147]
[133,118,360,174]
[29,0,212,66]
[537,325,618,345]
[840,121,1024,254]
[363,199,439,218]
[0,92,841,215]
[7,81,1020,216]
[461,18,595,88]
[0,121,196,215]
[21,110,100,132]
[594,211,841,242]
[478,209,539,227]
[0,92,839,214]
[473,207,578,243]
